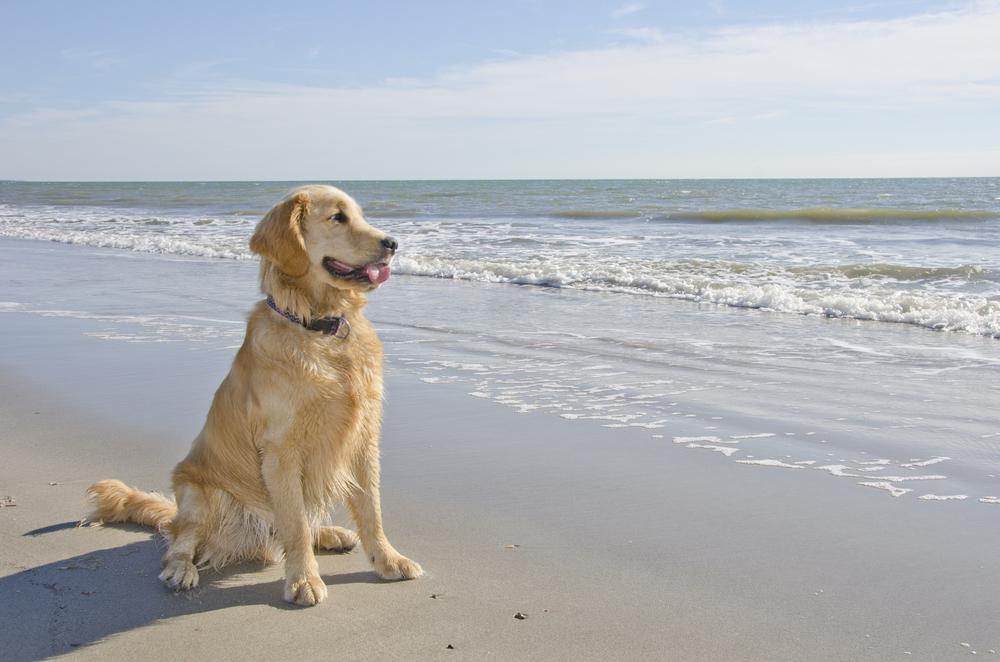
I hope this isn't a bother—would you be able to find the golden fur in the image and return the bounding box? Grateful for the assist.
[87,185,422,606]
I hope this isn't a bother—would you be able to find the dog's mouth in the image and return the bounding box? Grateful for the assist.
[322,258,391,285]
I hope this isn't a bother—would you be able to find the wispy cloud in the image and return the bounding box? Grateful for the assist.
[704,115,737,125]
[613,27,665,43]
[59,48,119,71]
[611,3,646,18]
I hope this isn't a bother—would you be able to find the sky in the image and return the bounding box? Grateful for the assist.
[1,0,998,180]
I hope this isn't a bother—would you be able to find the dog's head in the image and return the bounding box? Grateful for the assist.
[250,185,397,292]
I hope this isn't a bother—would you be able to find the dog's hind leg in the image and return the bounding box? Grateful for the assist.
[158,482,203,590]
[315,526,358,553]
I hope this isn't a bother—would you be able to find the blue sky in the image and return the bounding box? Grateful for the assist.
[1,1,998,179]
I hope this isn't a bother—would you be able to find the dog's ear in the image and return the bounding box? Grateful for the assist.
[250,191,310,277]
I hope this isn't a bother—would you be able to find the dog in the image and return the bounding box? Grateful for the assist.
[86,184,422,606]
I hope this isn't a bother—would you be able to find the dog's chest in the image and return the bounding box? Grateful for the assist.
[286,331,384,419]
[246,314,384,442]
[305,331,380,383]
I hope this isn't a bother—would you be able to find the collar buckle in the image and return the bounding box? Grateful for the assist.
[266,296,350,339]
[307,316,351,339]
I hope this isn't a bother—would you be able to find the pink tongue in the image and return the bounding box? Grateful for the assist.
[365,264,391,284]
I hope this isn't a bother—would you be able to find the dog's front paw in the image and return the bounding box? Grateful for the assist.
[284,573,328,606]
[159,558,199,590]
[373,551,423,580]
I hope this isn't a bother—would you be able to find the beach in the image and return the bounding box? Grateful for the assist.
[4,312,1000,662]
[2,179,1000,660]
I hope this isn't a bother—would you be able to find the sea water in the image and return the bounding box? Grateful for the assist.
[2,179,998,336]
[1,179,998,507]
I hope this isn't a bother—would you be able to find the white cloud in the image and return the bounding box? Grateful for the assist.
[749,110,788,121]
[611,3,646,18]
[3,2,1000,178]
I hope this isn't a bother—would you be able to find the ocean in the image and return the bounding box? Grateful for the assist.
[2,178,998,336]
[1,178,999,506]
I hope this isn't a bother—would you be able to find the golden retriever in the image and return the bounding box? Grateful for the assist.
[86,184,422,606]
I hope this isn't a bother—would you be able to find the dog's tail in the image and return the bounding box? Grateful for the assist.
[85,479,176,531]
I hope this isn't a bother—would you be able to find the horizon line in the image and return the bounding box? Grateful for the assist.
[3,175,999,184]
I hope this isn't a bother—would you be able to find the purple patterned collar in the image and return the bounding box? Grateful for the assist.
[265,296,351,339]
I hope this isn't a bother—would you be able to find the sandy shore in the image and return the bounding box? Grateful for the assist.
[2,347,1000,660]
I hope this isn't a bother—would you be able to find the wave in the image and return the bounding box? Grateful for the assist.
[2,222,997,337]
[544,207,999,223]
[0,226,251,260]
[621,260,991,282]
[788,263,989,281]
[659,208,999,223]
[551,210,643,220]
[393,256,1000,337]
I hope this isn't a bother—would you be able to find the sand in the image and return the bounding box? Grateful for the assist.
[2,356,1000,661]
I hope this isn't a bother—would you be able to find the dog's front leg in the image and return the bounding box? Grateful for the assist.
[261,448,328,606]
[347,445,423,581]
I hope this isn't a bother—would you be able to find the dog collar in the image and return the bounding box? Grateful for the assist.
[265,296,351,339]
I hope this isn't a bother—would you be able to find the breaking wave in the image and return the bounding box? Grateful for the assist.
[659,207,999,223]
[393,256,1000,337]
[2,197,997,337]
[543,207,999,224]
[0,225,252,260]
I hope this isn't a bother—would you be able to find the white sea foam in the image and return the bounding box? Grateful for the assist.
[900,457,951,468]
[860,481,913,497]
[918,494,967,501]
[687,443,740,457]
[736,459,803,469]
[391,255,1000,338]
[0,224,252,260]
[877,474,947,483]
[673,436,724,444]
[814,465,860,478]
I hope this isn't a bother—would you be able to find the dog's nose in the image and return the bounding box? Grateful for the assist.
[381,236,398,253]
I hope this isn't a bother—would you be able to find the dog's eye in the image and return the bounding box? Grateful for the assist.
[329,211,348,224]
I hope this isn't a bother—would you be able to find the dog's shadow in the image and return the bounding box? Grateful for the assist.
[2,523,381,662]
